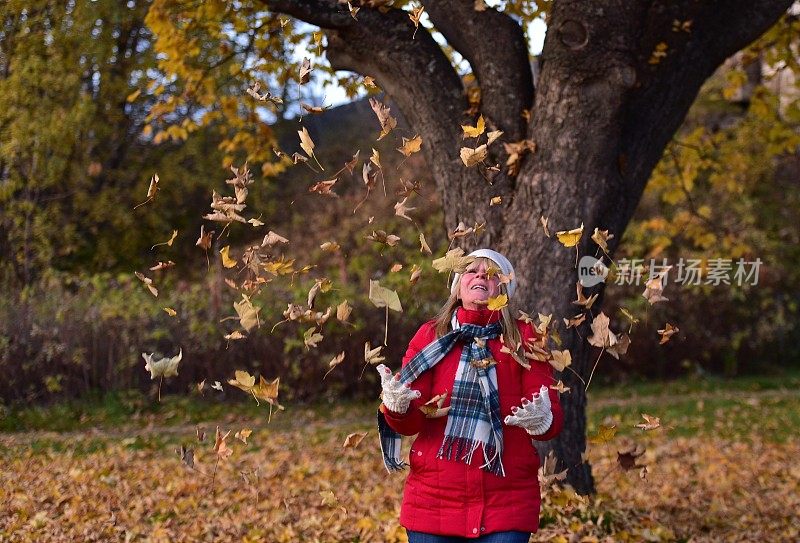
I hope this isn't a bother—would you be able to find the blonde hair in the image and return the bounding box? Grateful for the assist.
[432,257,522,349]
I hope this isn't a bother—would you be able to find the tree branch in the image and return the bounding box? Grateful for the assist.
[614,0,795,238]
[423,0,534,141]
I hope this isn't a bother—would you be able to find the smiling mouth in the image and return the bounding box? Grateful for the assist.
[471,285,488,291]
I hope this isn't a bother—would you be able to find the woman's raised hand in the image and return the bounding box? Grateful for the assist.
[504,385,554,436]
[377,364,421,414]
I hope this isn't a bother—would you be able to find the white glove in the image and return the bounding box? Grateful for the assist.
[504,385,553,436]
[377,364,421,414]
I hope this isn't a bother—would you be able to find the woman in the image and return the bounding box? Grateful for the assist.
[376,249,564,542]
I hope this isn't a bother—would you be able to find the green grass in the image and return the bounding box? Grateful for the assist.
[2,370,799,443]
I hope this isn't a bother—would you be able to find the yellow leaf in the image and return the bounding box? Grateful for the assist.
[589,424,617,444]
[142,349,182,380]
[486,294,508,311]
[163,307,177,317]
[126,89,141,103]
[462,115,485,138]
[397,135,422,156]
[220,245,238,268]
[555,222,584,247]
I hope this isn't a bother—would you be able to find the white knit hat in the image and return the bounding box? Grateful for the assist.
[450,248,517,298]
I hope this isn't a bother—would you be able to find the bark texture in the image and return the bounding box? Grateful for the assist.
[263,0,794,494]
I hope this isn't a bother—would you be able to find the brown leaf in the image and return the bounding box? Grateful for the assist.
[368,98,397,140]
[196,225,214,250]
[343,431,368,448]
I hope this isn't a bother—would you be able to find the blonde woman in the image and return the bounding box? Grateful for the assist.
[377,249,563,542]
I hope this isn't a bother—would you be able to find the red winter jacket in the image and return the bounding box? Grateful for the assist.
[380,306,564,538]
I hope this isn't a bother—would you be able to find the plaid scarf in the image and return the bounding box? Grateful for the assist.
[377,316,506,476]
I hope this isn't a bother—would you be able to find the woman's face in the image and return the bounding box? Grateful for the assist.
[458,260,501,310]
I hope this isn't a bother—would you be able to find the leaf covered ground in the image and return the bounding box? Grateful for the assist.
[1,375,799,542]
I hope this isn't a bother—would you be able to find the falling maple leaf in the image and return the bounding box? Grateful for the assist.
[309,178,338,197]
[235,428,253,444]
[549,349,572,372]
[591,227,615,255]
[487,129,503,146]
[298,57,312,84]
[635,413,661,431]
[420,390,450,418]
[134,271,158,297]
[486,294,508,311]
[589,424,617,445]
[657,322,679,344]
[343,431,368,448]
[368,98,397,140]
[588,312,617,349]
[220,245,238,268]
[214,426,233,461]
[460,144,487,167]
[408,5,425,38]
[134,173,159,209]
[303,326,324,349]
[396,135,422,156]
[409,264,422,284]
[262,231,289,246]
[563,312,587,329]
[643,267,672,305]
[555,222,584,248]
[151,229,178,250]
[617,443,646,471]
[462,115,485,138]
[233,294,261,331]
[320,241,341,253]
[336,300,352,323]
[394,197,415,221]
[573,282,599,309]
[432,248,475,274]
[550,380,571,394]
[196,225,214,250]
[323,351,346,380]
[364,342,386,365]
[142,348,182,380]
[419,233,432,255]
[368,280,402,312]
[298,127,324,170]
[540,216,551,237]
[365,230,401,247]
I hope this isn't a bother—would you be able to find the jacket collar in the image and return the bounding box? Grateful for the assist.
[453,305,502,328]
